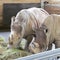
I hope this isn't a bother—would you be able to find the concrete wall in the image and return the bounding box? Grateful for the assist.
[0,0,40,26]
[0,0,60,26]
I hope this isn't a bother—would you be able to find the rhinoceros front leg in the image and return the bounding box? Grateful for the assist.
[48,44,52,50]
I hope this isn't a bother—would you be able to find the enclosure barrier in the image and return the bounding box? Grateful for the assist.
[15,48,60,60]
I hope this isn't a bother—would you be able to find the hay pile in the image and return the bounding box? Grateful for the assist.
[0,37,32,60]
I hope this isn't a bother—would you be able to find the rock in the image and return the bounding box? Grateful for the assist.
[19,38,28,50]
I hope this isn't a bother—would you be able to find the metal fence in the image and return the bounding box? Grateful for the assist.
[15,48,60,60]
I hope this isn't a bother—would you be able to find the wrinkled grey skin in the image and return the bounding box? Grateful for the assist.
[8,7,49,48]
[29,25,48,54]
[29,14,60,54]
[8,16,23,48]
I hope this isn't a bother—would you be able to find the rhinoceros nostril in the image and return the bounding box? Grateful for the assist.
[9,41,13,45]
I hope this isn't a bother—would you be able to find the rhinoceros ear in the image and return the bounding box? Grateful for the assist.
[11,16,15,25]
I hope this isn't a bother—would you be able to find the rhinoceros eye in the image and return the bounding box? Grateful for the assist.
[44,29,48,33]
[46,29,48,33]
[41,24,48,33]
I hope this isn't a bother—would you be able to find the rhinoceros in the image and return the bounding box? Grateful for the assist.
[29,24,47,53]
[8,7,49,48]
[29,14,60,53]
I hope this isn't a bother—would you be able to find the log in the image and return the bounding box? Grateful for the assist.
[0,16,3,26]
[0,4,3,16]
[0,0,40,3]
[44,4,60,14]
